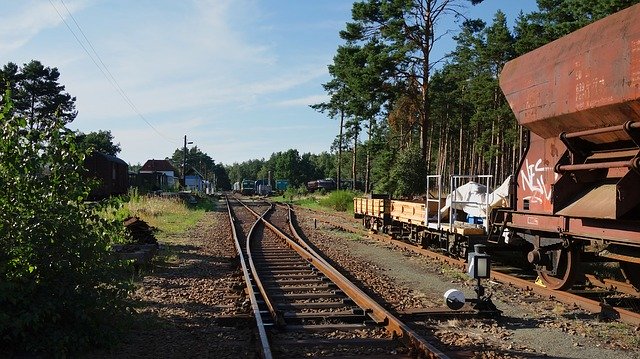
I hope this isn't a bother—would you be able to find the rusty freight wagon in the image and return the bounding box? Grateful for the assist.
[496,3,640,290]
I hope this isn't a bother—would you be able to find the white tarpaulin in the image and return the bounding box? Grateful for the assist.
[439,176,511,218]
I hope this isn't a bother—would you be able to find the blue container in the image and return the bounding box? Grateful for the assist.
[467,216,483,225]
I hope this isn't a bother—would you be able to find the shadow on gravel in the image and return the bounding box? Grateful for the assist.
[85,306,255,358]
[150,244,238,279]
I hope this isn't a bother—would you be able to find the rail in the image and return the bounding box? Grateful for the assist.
[224,196,273,359]
[281,203,450,359]
[306,207,640,327]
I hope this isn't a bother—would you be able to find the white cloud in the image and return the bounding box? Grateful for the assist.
[3,0,343,165]
[55,0,330,122]
[0,0,87,53]
[273,94,328,108]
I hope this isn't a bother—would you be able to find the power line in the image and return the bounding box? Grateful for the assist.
[48,0,178,144]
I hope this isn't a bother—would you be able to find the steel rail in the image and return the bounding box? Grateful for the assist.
[306,209,640,327]
[243,202,449,359]
[224,196,273,359]
[244,203,287,326]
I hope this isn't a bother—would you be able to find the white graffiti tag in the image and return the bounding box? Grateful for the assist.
[520,158,558,205]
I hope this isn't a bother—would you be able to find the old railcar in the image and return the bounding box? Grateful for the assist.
[496,3,640,289]
[84,152,129,200]
[306,178,337,192]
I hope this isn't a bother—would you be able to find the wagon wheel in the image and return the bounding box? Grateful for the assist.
[538,247,581,290]
[620,262,640,290]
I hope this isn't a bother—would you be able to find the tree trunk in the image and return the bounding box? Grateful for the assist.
[365,120,373,194]
[422,2,433,176]
[337,109,344,190]
[427,123,434,173]
[352,124,359,191]
[458,115,463,175]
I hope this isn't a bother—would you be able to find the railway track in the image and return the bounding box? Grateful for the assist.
[297,206,640,327]
[225,196,450,358]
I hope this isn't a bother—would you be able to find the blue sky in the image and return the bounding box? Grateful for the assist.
[1,0,538,166]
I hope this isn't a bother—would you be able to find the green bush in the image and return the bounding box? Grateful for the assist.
[319,190,357,212]
[0,93,132,356]
[297,184,309,196]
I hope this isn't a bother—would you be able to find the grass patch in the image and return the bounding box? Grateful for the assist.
[440,266,469,282]
[319,190,357,212]
[586,321,640,348]
[122,194,215,239]
[275,189,359,214]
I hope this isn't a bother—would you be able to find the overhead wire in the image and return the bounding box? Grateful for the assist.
[48,0,178,144]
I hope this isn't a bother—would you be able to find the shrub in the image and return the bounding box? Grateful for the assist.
[319,190,357,212]
[0,93,132,356]
[297,184,309,196]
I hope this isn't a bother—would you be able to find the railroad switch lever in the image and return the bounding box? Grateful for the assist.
[467,244,501,317]
[469,278,500,317]
[441,245,501,318]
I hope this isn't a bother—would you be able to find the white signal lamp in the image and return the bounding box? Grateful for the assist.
[467,244,491,279]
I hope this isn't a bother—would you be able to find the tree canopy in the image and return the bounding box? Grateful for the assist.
[76,130,122,156]
[0,60,77,131]
[312,0,640,197]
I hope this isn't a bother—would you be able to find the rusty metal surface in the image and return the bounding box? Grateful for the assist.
[556,184,617,218]
[516,133,561,214]
[584,274,640,296]
[506,4,640,232]
[507,211,640,247]
[500,3,640,141]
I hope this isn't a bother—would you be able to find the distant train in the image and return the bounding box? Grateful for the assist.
[307,178,364,192]
[355,4,640,292]
[306,178,336,192]
[233,179,255,196]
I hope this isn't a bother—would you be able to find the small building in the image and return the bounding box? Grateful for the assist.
[139,159,178,189]
[130,171,168,193]
[184,167,204,192]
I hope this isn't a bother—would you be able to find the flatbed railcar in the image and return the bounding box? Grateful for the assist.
[356,4,640,291]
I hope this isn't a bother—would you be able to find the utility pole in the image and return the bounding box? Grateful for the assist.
[182,135,192,187]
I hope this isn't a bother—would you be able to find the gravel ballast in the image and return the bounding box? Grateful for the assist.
[88,202,639,358]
